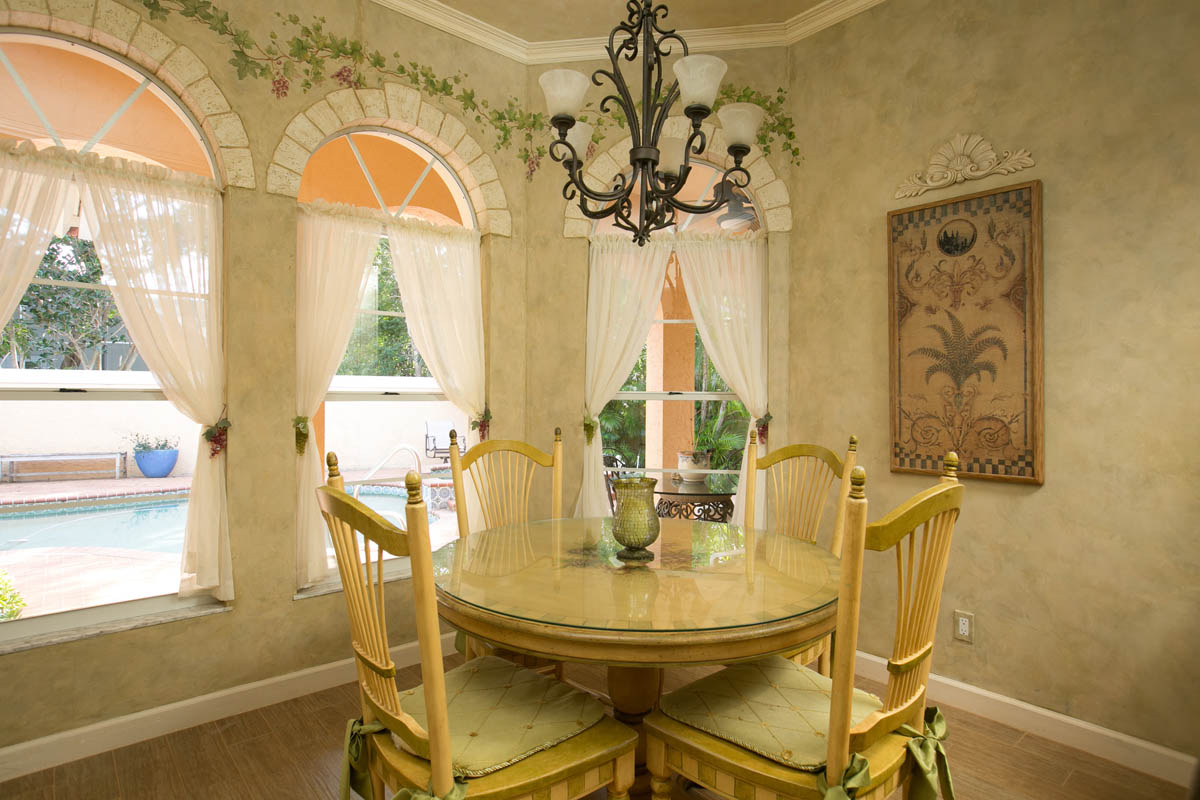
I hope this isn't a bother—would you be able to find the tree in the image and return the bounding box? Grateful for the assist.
[337,238,431,377]
[1,236,138,370]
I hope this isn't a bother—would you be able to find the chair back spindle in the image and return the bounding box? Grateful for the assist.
[448,427,563,537]
[317,454,454,795]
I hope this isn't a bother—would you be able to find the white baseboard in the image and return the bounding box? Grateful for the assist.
[0,631,457,783]
[856,651,1198,787]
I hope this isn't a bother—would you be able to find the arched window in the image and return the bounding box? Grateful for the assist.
[298,129,476,554]
[0,35,222,624]
[594,163,761,504]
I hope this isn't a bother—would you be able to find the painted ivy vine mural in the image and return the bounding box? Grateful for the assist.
[140,0,801,178]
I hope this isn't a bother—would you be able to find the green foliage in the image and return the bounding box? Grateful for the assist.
[1,236,138,371]
[598,332,749,491]
[128,433,179,454]
[337,240,430,378]
[138,1,802,179]
[0,570,25,621]
[909,309,1008,390]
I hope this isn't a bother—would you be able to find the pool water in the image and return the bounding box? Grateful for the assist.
[0,490,423,553]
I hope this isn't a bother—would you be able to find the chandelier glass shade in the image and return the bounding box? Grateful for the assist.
[539,0,766,244]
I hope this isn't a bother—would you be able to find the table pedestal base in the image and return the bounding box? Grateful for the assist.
[607,665,665,796]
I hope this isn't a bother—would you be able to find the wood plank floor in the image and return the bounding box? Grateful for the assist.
[1,656,1185,799]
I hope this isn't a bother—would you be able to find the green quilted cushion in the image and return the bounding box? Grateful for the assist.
[659,655,883,770]
[397,656,606,777]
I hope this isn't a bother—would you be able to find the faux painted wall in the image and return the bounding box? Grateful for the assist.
[785,0,1200,752]
[0,0,531,748]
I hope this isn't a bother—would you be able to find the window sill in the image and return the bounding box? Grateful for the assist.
[0,594,228,656]
[293,558,414,600]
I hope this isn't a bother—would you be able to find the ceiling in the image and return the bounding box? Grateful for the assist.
[433,0,821,43]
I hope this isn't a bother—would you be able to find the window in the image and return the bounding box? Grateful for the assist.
[298,130,476,564]
[596,162,761,494]
[600,260,750,493]
[0,35,216,625]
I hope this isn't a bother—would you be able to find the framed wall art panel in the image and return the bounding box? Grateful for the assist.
[888,180,1044,484]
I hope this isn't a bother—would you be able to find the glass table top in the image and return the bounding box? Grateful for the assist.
[431,517,839,634]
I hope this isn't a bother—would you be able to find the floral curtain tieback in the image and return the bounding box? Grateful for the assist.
[817,753,870,799]
[897,706,956,800]
[470,406,491,441]
[294,416,310,455]
[582,415,598,444]
[754,412,772,445]
[203,416,231,458]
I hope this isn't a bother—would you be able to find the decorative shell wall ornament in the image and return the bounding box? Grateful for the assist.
[896,134,1034,198]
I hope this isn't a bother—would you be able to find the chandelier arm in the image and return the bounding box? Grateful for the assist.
[665,167,750,215]
[647,82,681,151]
[593,62,642,145]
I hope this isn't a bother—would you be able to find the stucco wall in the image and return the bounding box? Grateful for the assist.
[785,0,1200,752]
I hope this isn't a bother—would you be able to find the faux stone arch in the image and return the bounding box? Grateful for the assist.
[560,117,792,238]
[0,0,256,189]
[266,85,510,237]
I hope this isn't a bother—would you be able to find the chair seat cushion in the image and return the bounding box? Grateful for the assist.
[396,655,606,777]
[659,655,883,771]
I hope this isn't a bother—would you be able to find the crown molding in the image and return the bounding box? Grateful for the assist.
[371,0,890,65]
[372,0,530,63]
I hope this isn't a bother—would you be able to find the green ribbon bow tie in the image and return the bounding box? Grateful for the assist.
[897,706,956,800]
[340,717,469,800]
[816,753,871,799]
[340,718,386,800]
[393,778,469,800]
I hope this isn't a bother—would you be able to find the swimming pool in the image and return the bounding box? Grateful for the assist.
[0,488,425,553]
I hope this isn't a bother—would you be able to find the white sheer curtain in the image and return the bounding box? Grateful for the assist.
[675,233,768,526]
[0,140,73,335]
[78,158,231,598]
[386,218,486,527]
[295,204,383,588]
[576,236,673,518]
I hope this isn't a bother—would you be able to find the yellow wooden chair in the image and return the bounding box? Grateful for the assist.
[448,427,565,675]
[317,453,636,800]
[644,455,964,800]
[743,432,859,674]
[448,427,563,535]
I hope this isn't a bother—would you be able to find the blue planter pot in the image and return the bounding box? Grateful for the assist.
[134,449,179,478]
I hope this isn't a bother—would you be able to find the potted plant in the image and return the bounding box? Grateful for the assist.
[129,433,180,478]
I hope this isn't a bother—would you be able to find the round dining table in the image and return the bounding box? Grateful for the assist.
[431,516,841,786]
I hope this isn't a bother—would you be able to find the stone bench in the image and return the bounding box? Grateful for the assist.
[0,452,126,482]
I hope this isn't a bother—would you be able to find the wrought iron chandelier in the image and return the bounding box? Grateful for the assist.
[539,0,765,245]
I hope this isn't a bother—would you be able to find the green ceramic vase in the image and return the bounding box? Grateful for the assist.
[612,477,660,562]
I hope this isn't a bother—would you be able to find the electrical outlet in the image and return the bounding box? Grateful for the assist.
[953,610,974,644]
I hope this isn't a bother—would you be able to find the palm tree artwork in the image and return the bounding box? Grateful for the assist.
[905,309,1016,456]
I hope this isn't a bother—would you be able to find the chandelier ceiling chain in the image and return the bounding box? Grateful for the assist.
[539,0,765,245]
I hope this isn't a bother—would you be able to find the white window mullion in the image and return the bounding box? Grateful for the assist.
[0,45,62,146]
[80,77,152,154]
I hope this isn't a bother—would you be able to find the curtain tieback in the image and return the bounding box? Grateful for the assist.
[341,717,468,800]
[470,406,491,441]
[896,707,956,800]
[294,416,310,455]
[816,753,871,799]
[203,416,231,458]
[582,415,598,445]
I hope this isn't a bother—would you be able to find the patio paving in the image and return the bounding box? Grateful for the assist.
[0,546,178,618]
[0,476,191,506]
